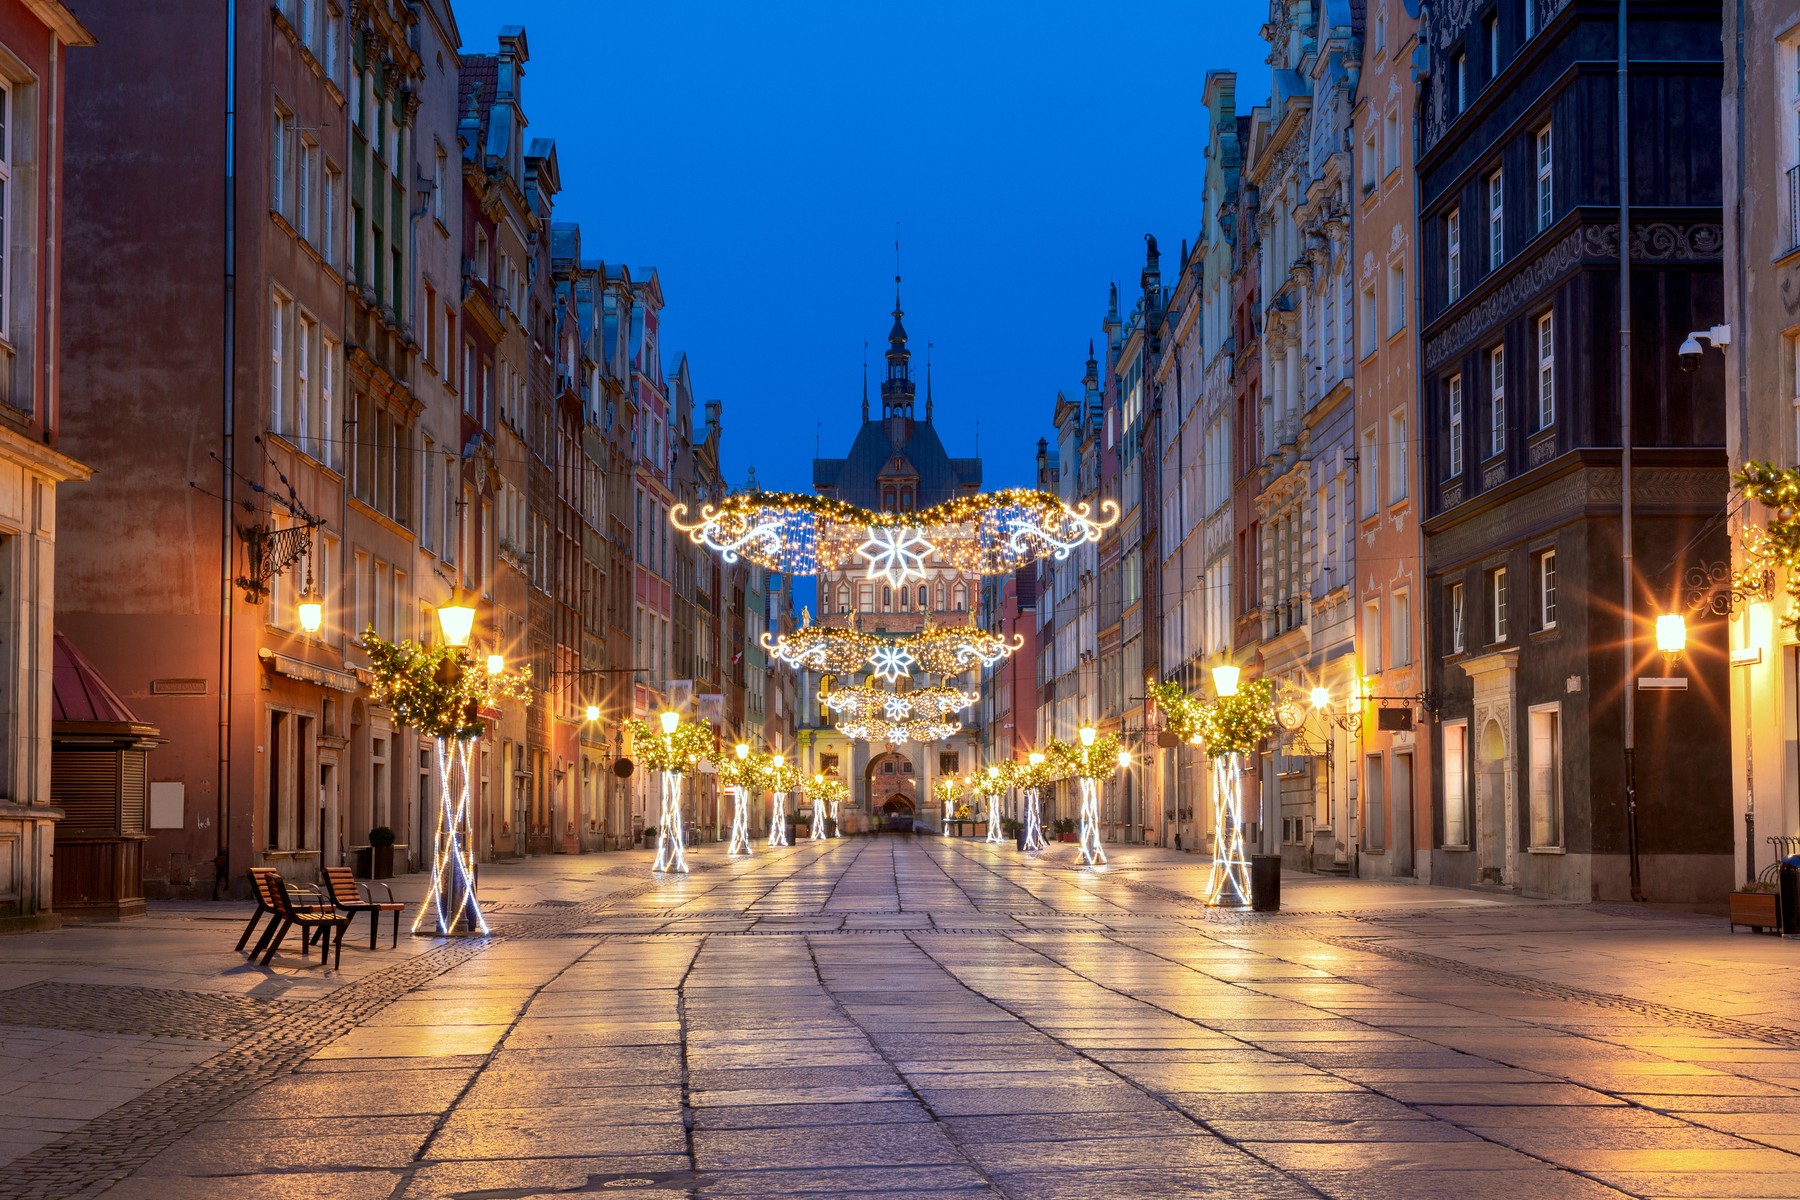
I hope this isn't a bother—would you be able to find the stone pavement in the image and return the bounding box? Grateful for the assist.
[3,839,1800,1199]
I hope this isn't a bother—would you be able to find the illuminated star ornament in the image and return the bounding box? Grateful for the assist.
[858,526,935,586]
[868,644,914,683]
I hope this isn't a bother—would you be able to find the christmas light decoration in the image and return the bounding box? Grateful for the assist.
[823,683,975,724]
[1732,461,1800,627]
[858,525,936,586]
[671,488,1119,580]
[810,774,849,839]
[907,619,1027,678]
[765,757,799,848]
[715,743,767,857]
[933,775,966,835]
[1015,752,1057,852]
[868,644,914,684]
[1048,730,1122,867]
[362,629,533,936]
[1207,753,1252,906]
[836,716,961,743]
[1148,677,1274,905]
[759,610,885,673]
[981,764,1010,845]
[627,713,717,875]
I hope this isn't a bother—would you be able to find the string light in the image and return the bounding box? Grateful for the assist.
[761,615,1023,681]
[1046,732,1122,867]
[837,717,962,744]
[823,683,975,724]
[868,644,914,683]
[670,488,1120,579]
[625,715,716,875]
[809,774,848,839]
[1018,751,1053,851]
[715,744,767,858]
[765,756,799,848]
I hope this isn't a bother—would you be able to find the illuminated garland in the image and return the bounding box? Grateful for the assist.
[760,611,885,674]
[764,759,801,794]
[808,775,850,807]
[671,487,1119,581]
[361,629,534,740]
[907,621,1027,678]
[1148,680,1207,744]
[712,750,771,790]
[837,717,962,743]
[1046,733,1124,780]
[625,718,716,772]
[932,776,967,805]
[1011,756,1063,791]
[1196,679,1277,758]
[763,617,1020,682]
[1735,461,1800,627]
[823,683,975,724]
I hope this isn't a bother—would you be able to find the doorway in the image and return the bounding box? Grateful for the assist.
[1478,719,1506,884]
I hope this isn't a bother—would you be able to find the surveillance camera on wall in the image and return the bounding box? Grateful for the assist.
[1678,324,1731,373]
[1678,336,1704,372]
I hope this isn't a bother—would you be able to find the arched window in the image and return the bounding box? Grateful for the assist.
[917,585,928,609]
[838,584,851,612]
[952,583,966,611]
[936,581,947,608]
[899,587,909,609]
[883,586,892,610]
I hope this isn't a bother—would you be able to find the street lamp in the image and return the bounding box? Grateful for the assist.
[486,652,506,675]
[437,586,477,648]
[296,569,323,634]
[584,704,601,723]
[984,764,1004,843]
[1656,612,1687,661]
[1309,685,1330,710]
[1212,665,1241,698]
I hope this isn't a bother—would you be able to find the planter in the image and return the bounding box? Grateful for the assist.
[372,845,395,880]
[1728,890,1781,934]
[1057,832,1076,843]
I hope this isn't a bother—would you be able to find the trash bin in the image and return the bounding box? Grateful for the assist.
[1016,824,1026,850]
[1780,855,1800,936]
[1250,854,1282,912]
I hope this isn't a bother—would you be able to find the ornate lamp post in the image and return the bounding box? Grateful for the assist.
[361,589,531,937]
[720,742,760,857]
[766,754,798,848]
[1019,751,1052,852]
[983,764,1007,844]
[626,710,713,875]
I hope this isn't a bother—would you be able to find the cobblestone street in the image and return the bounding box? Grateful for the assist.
[5,839,1800,1199]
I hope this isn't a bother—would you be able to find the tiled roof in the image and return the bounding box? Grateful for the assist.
[53,632,145,726]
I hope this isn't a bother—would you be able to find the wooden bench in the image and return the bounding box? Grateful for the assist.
[240,867,350,968]
[320,865,405,949]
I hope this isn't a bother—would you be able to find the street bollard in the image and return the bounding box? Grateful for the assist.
[1250,854,1281,912]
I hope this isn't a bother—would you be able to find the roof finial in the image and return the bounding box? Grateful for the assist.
[926,342,933,423]
[894,221,901,307]
[862,340,869,422]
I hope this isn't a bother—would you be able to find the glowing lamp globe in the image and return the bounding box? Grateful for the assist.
[987,765,1000,780]
[485,653,506,675]
[296,591,323,635]
[659,711,680,735]
[1211,665,1241,698]
[1310,685,1330,710]
[1117,750,1131,769]
[437,587,477,648]
[1029,751,1044,767]
[584,704,600,723]
[1079,726,1097,748]
[1656,613,1687,659]
[736,742,750,760]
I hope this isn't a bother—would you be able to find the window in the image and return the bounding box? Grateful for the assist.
[1538,548,1557,628]
[1528,704,1562,848]
[1489,345,1506,455]
[1449,581,1466,653]
[918,585,928,609]
[1523,0,1536,39]
[1447,373,1464,476]
[1360,284,1378,357]
[294,313,312,445]
[434,144,447,224]
[1491,566,1509,642]
[1443,721,1469,846]
[319,337,337,468]
[1447,208,1462,302]
[270,290,289,432]
[1535,123,1553,230]
[475,229,489,282]
[1362,128,1378,192]
[1391,589,1412,666]
[272,103,295,218]
[1375,4,1387,52]
[1488,169,1504,268]
[1383,108,1399,175]
[1487,15,1500,77]
[322,163,340,267]
[1536,310,1555,428]
[1363,600,1383,673]
[1360,426,1378,517]
[1387,409,1407,503]
[1387,262,1405,335]
[297,138,317,242]
[1455,52,1467,111]
[325,5,342,82]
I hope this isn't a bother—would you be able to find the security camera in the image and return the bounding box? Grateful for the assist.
[1678,324,1731,373]
[1678,336,1704,372]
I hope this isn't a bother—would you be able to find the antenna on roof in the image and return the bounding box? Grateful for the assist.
[975,417,980,457]
[816,421,821,458]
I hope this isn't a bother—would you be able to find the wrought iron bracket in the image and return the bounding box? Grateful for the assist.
[1684,559,1773,618]
[235,518,324,603]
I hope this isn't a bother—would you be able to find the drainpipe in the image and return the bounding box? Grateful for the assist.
[1733,0,1755,888]
[1618,0,1644,902]
[216,0,239,898]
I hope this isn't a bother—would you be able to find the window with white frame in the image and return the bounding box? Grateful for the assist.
[1448,372,1465,476]
[1524,0,1537,38]
[1491,566,1509,642]
[1360,283,1378,357]
[1387,408,1407,503]
[1384,108,1399,175]
[1536,310,1555,428]
[1455,52,1467,110]
[1486,15,1500,77]
[1489,344,1506,455]
[272,102,295,219]
[1535,123,1553,231]
[1364,599,1383,673]
[1528,703,1562,847]
[1447,207,1462,303]
[319,336,337,468]
[1363,127,1378,192]
[1449,581,1466,653]
[1391,589,1412,666]
[1443,720,1469,845]
[297,137,317,243]
[1388,261,1406,335]
[1361,426,1379,516]
[322,163,340,267]
[295,312,313,446]
[1538,548,1557,628]
[434,144,447,224]
[1488,168,1504,268]
[271,290,290,432]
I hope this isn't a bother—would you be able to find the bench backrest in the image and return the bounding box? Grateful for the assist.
[319,865,361,906]
[247,867,282,909]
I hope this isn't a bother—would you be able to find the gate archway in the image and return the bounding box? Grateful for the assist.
[865,750,916,831]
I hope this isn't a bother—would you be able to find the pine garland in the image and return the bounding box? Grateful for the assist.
[1734,461,1800,627]
[361,628,533,740]
[1196,678,1277,758]
[807,776,850,807]
[1046,732,1123,780]
[626,717,716,772]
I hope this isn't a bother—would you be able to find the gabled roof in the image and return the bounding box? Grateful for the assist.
[812,416,980,509]
[53,632,150,728]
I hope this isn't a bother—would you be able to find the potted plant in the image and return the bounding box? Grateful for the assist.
[1001,818,1022,839]
[368,826,397,880]
[1053,817,1077,843]
[1728,877,1782,934]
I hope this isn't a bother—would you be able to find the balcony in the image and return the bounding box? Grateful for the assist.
[1788,165,1800,257]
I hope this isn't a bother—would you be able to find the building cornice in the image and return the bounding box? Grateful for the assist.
[25,0,95,46]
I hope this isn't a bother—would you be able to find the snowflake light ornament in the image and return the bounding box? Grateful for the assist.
[858,526,935,586]
[883,694,912,721]
[868,643,914,683]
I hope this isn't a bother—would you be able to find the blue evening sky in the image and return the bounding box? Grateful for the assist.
[451,0,1269,494]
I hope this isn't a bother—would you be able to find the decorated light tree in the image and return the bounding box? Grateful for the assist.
[715,742,768,857]
[626,712,715,875]
[362,605,532,936]
[933,775,966,835]
[1049,728,1123,867]
[980,763,1013,844]
[765,755,800,848]
[810,774,849,839]
[1153,671,1275,906]
[1014,751,1059,852]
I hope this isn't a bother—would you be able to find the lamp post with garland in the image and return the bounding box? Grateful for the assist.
[626,711,714,875]
[1048,728,1123,867]
[717,742,766,857]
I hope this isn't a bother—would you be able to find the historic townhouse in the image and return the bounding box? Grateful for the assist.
[0,0,90,926]
[628,269,675,832]
[1229,103,1268,850]
[1418,0,1729,901]
[1722,0,1800,889]
[547,221,594,848]
[1247,0,1364,872]
[1350,0,1431,880]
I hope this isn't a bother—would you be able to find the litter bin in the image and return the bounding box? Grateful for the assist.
[1250,854,1282,912]
[1016,824,1026,850]
[1780,855,1800,936]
